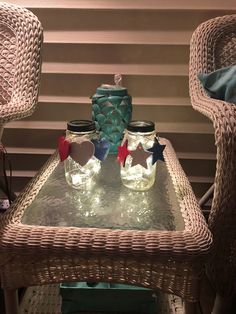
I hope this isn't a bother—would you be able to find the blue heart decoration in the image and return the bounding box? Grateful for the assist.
[91,138,110,161]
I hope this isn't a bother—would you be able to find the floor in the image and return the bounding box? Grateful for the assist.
[4,280,234,313]
[0,289,5,313]
[18,284,184,314]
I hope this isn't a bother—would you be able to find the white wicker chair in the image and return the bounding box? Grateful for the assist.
[0,1,43,205]
[190,15,236,313]
[0,2,43,141]
[0,4,42,311]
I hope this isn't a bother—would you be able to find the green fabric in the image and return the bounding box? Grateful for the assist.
[60,282,159,314]
[198,65,236,103]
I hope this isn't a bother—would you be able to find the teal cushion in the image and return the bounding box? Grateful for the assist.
[198,65,236,103]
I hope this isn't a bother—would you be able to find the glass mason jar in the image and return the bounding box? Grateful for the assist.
[64,120,101,189]
[120,121,157,191]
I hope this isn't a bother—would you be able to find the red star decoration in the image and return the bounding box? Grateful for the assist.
[117,139,130,166]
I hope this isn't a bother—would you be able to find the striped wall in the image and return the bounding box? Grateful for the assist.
[3,0,236,198]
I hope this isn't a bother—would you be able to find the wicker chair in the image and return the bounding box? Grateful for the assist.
[0,2,42,311]
[0,2,43,142]
[189,15,236,313]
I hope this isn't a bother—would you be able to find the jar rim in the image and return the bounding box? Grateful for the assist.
[127,120,155,133]
[95,85,128,97]
[67,120,96,132]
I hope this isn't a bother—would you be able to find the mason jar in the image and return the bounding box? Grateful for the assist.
[120,121,157,191]
[64,120,101,189]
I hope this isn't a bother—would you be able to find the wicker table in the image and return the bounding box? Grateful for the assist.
[0,138,212,314]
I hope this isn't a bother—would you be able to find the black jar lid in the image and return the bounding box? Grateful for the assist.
[127,120,155,133]
[67,120,96,132]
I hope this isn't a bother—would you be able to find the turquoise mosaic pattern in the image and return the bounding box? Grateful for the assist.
[92,94,132,154]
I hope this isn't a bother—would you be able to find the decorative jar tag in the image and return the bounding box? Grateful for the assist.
[58,136,110,165]
[117,139,130,166]
[147,138,166,164]
[117,137,166,168]
[92,138,110,161]
[70,141,95,166]
[129,142,152,169]
[58,136,70,162]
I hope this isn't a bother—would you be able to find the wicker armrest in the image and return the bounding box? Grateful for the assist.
[191,92,236,144]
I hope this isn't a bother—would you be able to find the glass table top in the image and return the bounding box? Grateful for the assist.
[22,156,185,231]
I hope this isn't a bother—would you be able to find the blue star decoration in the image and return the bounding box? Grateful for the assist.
[147,138,166,164]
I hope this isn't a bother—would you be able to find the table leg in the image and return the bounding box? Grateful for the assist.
[4,288,18,314]
[212,294,235,314]
[184,301,199,314]
[0,124,3,142]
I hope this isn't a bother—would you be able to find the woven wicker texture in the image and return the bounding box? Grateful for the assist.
[0,1,43,139]
[0,138,212,303]
[19,284,184,314]
[189,15,236,296]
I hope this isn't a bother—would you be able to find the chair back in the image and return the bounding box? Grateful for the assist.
[0,2,43,140]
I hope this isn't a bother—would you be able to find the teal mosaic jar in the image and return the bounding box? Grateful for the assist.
[92,84,132,154]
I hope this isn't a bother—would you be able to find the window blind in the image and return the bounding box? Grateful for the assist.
[3,0,236,197]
